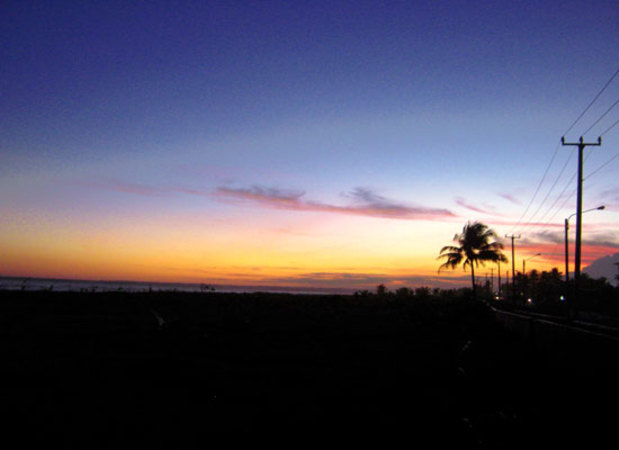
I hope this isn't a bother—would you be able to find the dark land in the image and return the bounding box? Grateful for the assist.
[1,289,618,445]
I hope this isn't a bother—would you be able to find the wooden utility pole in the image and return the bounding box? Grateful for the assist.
[565,217,570,283]
[505,234,521,301]
[560,136,602,302]
[497,259,502,297]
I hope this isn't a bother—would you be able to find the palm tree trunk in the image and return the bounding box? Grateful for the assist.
[471,264,476,298]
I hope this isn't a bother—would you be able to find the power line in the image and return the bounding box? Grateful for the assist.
[584,151,619,180]
[511,68,619,236]
[523,174,576,237]
[530,148,598,235]
[581,97,619,136]
[510,141,561,234]
[537,183,577,233]
[563,67,619,138]
[515,148,575,234]
[600,117,619,136]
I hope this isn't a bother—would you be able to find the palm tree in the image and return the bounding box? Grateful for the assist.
[438,221,507,297]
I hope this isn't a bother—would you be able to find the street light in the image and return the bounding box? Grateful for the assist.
[564,205,605,283]
[523,253,542,275]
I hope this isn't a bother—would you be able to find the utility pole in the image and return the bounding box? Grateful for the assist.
[565,217,570,283]
[497,259,502,298]
[564,206,605,284]
[505,234,521,302]
[561,136,602,305]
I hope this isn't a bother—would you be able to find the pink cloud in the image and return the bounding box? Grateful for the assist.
[498,193,522,205]
[215,185,456,220]
[455,197,495,215]
[80,179,455,220]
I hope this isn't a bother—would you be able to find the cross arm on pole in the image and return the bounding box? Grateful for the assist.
[561,136,601,147]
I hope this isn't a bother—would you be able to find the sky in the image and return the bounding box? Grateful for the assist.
[2,0,618,290]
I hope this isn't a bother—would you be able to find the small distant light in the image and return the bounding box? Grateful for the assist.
[560,295,565,302]
[527,298,533,304]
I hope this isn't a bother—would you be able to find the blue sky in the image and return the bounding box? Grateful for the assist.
[2,1,618,287]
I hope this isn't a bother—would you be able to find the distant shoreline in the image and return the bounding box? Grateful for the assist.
[0,275,356,296]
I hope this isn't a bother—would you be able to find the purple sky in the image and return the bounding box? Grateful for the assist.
[2,1,618,288]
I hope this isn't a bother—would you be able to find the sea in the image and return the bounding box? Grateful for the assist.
[0,276,354,296]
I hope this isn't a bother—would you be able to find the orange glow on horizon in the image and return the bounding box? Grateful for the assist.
[2,207,616,290]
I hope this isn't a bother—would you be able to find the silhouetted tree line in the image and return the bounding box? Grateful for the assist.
[434,221,619,319]
[354,283,475,301]
[473,267,619,320]
[361,270,619,319]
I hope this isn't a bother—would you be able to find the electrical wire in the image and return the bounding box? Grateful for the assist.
[517,149,575,232]
[526,146,598,235]
[581,98,619,136]
[514,147,576,236]
[525,172,577,237]
[562,67,619,138]
[600,117,619,137]
[584,151,619,180]
[509,141,561,234]
[539,184,577,232]
[511,67,619,236]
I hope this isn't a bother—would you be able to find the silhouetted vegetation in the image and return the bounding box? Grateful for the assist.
[438,222,507,298]
[487,268,619,320]
[1,287,617,445]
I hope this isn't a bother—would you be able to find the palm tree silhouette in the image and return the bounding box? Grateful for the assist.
[438,221,507,297]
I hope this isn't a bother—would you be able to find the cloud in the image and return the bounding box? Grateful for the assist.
[522,231,564,245]
[582,234,619,249]
[215,185,456,220]
[490,218,565,229]
[455,197,496,215]
[583,253,619,286]
[524,230,619,249]
[514,230,619,269]
[215,186,306,208]
[263,271,471,290]
[498,193,522,205]
[84,179,455,220]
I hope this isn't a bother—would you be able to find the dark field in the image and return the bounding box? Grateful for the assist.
[0,290,617,445]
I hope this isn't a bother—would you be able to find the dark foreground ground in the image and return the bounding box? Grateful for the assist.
[1,290,617,446]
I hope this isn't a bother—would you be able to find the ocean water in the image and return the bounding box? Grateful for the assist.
[0,276,353,295]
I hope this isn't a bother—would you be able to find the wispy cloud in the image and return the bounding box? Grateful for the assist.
[515,231,619,269]
[498,193,522,205]
[523,230,619,249]
[455,196,497,215]
[263,271,471,290]
[582,233,619,249]
[522,231,564,246]
[490,218,566,229]
[83,179,456,220]
[215,185,456,220]
[215,186,306,208]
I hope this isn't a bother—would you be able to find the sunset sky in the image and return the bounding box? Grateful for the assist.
[2,1,618,290]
